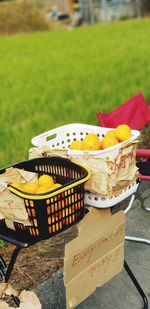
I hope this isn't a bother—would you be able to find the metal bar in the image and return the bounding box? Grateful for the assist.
[139,175,150,181]
[11,294,20,307]
[4,246,21,283]
[140,185,150,212]
[124,194,136,214]
[142,205,150,212]
[0,256,7,280]
[0,255,6,269]
[0,268,6,281]
[125,236,150,245]
[0,247,21,306]
[136,149,150,158]
[124,181,150,245]
[124,260,148,309]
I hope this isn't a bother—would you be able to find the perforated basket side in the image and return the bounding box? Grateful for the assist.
[4,157,89,239]
[12,157,88,181]
[13,183,85,239]
[31,123,140,159]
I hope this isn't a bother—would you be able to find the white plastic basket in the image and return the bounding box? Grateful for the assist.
[32,123,140,159]
[32,123,140,208]
[85,181,138,208]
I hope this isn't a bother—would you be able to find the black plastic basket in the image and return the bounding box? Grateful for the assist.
[0,157,90,239]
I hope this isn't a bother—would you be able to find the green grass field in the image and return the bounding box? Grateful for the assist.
[0,18,150,168]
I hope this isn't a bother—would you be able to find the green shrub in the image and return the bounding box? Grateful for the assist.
[0,0,50,35]
[0,240,7,248]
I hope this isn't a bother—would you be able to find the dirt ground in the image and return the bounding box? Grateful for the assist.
[0,181,148,307]
[0,225,78,292]
[0,200,129,295]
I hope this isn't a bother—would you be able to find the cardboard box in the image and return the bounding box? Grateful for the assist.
[64,206,125,309]
[0,205,125,309]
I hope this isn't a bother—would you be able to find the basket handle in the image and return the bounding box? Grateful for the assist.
[31,123,94,148]
[31,126,65,147]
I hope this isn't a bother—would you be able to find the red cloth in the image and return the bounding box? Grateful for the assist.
[97,92,150,130]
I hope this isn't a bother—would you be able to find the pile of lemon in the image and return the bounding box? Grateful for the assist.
[11,175,62,195]
[70,124,132,151]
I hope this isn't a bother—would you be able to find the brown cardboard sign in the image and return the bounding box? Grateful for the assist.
[64,207,125,308]
[66,244,124,309]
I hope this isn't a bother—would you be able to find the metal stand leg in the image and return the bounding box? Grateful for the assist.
[125,236,150,245]
[0,224,39,308]
[0,246,21,307]
[4,246,21,283]
[124,260,148,309]
[11,294,20,307]
[125,187,150,245]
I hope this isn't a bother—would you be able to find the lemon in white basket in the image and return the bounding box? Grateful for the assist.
[83,133,102,151]
[115,124,132,141]
[105,130,116,138]
[38,175,54,188]
[70,140,84,150]
[102,136,119,149]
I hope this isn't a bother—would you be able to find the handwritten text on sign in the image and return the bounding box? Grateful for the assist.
[89,246,121,277]
[72,223,124,268]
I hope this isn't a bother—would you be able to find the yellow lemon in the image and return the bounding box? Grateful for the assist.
[50,183,63,200]
[83,140,101,151]
[102,136,119,149]
[105,130,116,138]
[11,182,23,190]
[84,133,100,143]
[35,186,50,194]
[38,175,54,188]
[23,182,38,194]
[69,140,84,150]
[83,133,101,150]
[115,124,132,141]
[50,183,62,191]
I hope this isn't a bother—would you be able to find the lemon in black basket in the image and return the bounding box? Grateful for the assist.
[50,183,62,190]
[23,182,38,194]
[35,186,50,194]
[38,175,54,188]
[11,182,24,190]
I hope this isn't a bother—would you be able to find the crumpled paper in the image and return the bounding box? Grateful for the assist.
[74,142,139,196]
[29,143,139,197]
[0,283,41,309]
[29,147,68,160]
[0,168,38,185]
[0,167,37,225]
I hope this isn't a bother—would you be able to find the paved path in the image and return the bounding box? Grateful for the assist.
[35,181,150,309]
